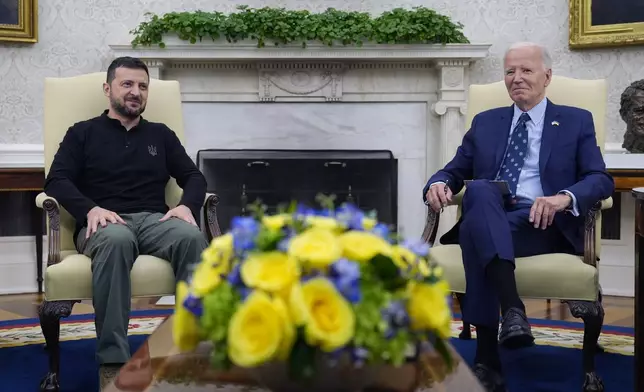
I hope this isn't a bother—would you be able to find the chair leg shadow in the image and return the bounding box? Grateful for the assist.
[38,300,77,392]
[566,292,605,392]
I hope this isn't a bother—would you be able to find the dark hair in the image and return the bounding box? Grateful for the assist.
[106,56,149,84]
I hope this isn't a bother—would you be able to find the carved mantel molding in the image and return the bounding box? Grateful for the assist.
[110,38,491,157]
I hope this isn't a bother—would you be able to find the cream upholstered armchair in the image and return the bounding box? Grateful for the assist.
[422,76,613,392]
[36,72,222,392]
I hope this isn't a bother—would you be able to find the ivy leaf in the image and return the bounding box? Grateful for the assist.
[288,328,316,381]
[129,7,469,48]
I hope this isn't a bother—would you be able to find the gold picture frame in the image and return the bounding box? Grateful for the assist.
[569,0,644,49]
[0,0,38,43]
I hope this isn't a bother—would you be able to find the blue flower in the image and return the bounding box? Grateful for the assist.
[335,203,364,230]
[182,293,203,318]
[371,223,390,239]
[294,204,315,218]
[329,259,361,303]
[351,347,369,366]
[402,239,430,257]
[231,217,259,252]
[227,263,244,287]
[227,263,252,300]
[316,208,332,217]
[330,258,360,281]
[382,300,410,339]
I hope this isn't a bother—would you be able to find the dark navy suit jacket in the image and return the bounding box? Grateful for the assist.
[423,100,615,254]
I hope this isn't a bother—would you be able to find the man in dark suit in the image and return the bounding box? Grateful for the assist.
[423,42,614,391]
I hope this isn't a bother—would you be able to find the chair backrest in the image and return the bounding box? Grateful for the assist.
[464,75,609,255]
[43,72,184,251]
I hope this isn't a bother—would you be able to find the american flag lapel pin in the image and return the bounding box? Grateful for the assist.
[551,120,560,126]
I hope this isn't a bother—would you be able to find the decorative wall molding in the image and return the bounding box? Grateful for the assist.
[258,63,344,102]
[0,144,44,168]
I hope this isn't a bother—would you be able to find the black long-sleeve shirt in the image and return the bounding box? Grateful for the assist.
[44,111,206,237]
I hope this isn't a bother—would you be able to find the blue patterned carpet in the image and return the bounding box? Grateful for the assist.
[0,310,633,391]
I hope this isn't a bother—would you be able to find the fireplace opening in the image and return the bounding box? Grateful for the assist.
[197,149,398,233]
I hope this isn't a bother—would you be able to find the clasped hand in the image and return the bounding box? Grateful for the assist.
[86,205,196,238]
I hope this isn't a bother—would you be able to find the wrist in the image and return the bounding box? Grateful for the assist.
[561,193,572,208]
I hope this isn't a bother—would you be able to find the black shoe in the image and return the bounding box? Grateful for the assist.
[473,363,507,392]
[498,307,534,349]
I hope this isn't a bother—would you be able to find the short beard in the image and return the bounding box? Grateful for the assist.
[110,95,145,119]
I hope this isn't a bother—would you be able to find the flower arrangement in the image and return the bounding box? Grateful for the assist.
[173,197,453,389]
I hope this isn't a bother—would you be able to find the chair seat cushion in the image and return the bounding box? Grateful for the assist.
[428,245,599,301]
[45,252,176,300]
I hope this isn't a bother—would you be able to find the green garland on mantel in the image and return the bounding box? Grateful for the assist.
[129,5,469,49]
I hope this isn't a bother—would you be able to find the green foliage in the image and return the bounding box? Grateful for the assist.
[130,6,469,48]
[353,262,408,365]
[255,226,284,251]
[288,328,317,381]
[370,254,407,291]
[200,281,240,369]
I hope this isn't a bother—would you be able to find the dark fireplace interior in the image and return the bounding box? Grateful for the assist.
[197,149,398,233]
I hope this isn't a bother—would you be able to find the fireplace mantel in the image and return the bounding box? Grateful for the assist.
[108,38,492,238]
[110,37,491,62]
[109,38,491,161]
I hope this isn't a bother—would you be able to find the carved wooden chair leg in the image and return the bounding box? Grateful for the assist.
[39,300,76,392]
[454,293,472,340]
[566,294,605,392]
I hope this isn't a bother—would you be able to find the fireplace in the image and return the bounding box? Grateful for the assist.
[197,149,397,233]
[110,39,490,239]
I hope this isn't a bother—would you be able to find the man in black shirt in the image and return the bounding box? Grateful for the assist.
[44,57,208,388]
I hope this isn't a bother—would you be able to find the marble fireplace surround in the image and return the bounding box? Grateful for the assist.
[110,38,491,237]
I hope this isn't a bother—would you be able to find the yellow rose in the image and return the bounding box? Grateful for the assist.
[391,246,430,276]
[241,251,300,296]
[173,281,201,352]
[272,294,296,360]
[228,290,294,367]
[262,214,291,231]
[288,228,343,269]
[289,277,355,352]
[407,282,452,339]
[192,233,234,296]
[338,230,393,262]
[288,282,309,326]
[305,215,340,231]
[362,217,377,231]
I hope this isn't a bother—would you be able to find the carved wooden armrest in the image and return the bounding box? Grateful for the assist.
[421,189,465,246]
[35,192,62,266]
[203,192,222,241]
[583,197,613,268]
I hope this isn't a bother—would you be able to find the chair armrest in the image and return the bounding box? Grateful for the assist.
[421,189,465,245]
[599,197,613,210]
[35,192,62,266]
[203,193,222,241]
[583,197,612,268]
